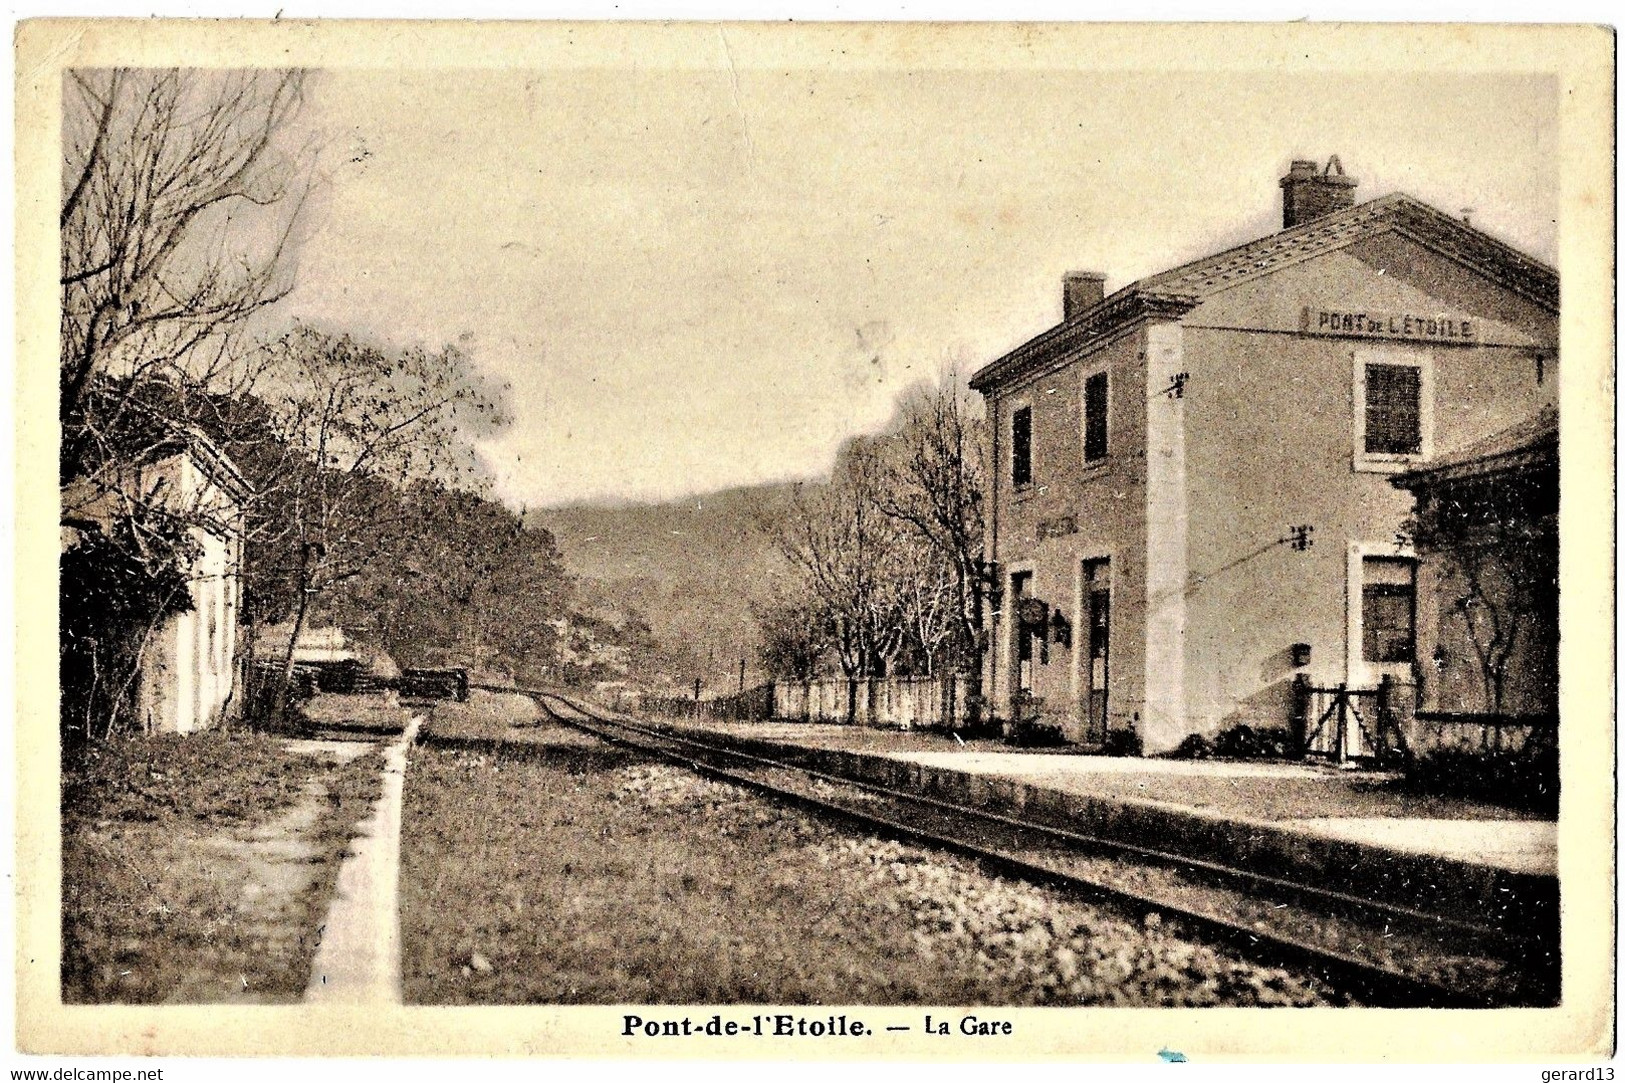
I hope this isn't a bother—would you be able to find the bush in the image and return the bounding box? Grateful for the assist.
[60,517,199,747]
[1212,724,1298,760]
[1101,728,1143,757]
[1404,743,1557,814]
[1167,733,1212,760]
[1006,717,1066,747]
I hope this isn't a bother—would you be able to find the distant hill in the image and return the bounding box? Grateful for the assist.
[527,481,804,691]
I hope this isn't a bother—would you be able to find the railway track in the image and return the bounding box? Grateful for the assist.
[475,684,1558,1009]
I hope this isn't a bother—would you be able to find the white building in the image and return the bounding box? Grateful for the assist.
[64,431,253,735]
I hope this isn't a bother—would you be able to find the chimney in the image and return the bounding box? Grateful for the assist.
[1063,271,1106,320]
[1279,155,1358,229]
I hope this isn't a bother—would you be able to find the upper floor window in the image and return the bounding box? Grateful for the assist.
[1011,404,1033,488]
[1365,363,1421,455]
[1354,351,1431,471]
[1083,371,1109,463]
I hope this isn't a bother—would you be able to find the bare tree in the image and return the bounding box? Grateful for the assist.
[752,371,986,718]
[58,68,314,742]
[873,373,987,676]
[768,440,912,717]
[60,68,312,486]
[894,535,957,677]
[1403,472,1557,720]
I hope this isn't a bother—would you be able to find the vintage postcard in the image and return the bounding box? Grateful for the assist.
[11,18,1615,1062]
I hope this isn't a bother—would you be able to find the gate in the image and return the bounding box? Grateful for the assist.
[1293,676,1411,766]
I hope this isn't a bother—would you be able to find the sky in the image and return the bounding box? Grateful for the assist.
[274,66,1558,510]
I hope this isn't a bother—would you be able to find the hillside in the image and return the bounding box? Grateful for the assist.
[527,482,803,692]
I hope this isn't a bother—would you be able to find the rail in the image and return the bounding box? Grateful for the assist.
[472,683,1557,1008]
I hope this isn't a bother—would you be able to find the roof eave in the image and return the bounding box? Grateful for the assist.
[1390,441,1557,490]
[969,289,1199,393]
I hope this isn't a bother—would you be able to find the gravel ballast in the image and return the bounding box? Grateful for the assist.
[400,698,1336,1006]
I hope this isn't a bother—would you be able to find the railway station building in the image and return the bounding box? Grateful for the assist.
[968,157,1558,754]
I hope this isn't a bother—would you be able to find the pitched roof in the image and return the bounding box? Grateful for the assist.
[1391,405,1558,490]
[969,193,1559,393]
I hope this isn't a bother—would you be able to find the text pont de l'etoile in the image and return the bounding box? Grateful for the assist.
[621,1014,1013,1038]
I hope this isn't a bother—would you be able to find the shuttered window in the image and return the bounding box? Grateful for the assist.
[1012,405,1033,487]
[1083,372,1109,462]
[1364,363,1422,455]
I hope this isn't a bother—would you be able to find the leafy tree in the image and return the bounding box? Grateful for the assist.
[321,482,572,680]
[751,589,829,682]
[247,325,509,714]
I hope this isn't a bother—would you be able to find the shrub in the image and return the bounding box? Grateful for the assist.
[59,516,199,747]
[1404,743,1557,815]
[1167,733,1212,760]
[1006,717,1066,747]
[1101,728,1143,757]
[1211,724,1298,760]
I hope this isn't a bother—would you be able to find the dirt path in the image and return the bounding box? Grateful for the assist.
[63,737,378,1004]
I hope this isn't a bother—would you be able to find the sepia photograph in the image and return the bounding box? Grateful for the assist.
[11,17,1615,1061]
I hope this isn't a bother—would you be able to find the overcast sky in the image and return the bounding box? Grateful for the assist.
[276,67,1558,510]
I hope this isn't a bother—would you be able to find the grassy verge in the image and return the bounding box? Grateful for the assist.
[399,693,1333,1006]
[418,689,540,742]
[62,726,387,1003]
[300,692,415,736]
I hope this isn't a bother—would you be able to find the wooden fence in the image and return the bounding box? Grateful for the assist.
[1402,711,1558,757]
[1291,674,1557,762]
[644,682,776,721]
[773,675,977,730]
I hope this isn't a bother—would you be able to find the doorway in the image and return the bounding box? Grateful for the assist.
[1083,558,1110,742]
[1010,570,1034,694]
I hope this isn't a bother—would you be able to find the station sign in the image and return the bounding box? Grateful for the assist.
[1302,306,1477,343]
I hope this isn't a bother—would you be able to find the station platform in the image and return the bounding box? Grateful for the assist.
[652,716,1558,929]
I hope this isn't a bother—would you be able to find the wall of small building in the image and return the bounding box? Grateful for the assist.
[986,327,1149,742]
[1173,238,1557,741]
[136,453,245,735]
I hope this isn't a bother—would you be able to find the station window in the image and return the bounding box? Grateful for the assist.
[1361,556,1416,664]
[1083,371,1109,463]
[1354,352,1431,471]
[1364,364,1422,455]
[1011,404,1033,488]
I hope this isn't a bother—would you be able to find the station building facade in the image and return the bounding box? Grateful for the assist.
[969,158,1558,754]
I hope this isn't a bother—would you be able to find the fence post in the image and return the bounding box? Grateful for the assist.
[1377,674,1391,760]
[1335,682,1350,767]
[1289,674,1310,758]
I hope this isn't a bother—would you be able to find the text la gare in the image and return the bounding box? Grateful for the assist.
[925,1015,1013,1036]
